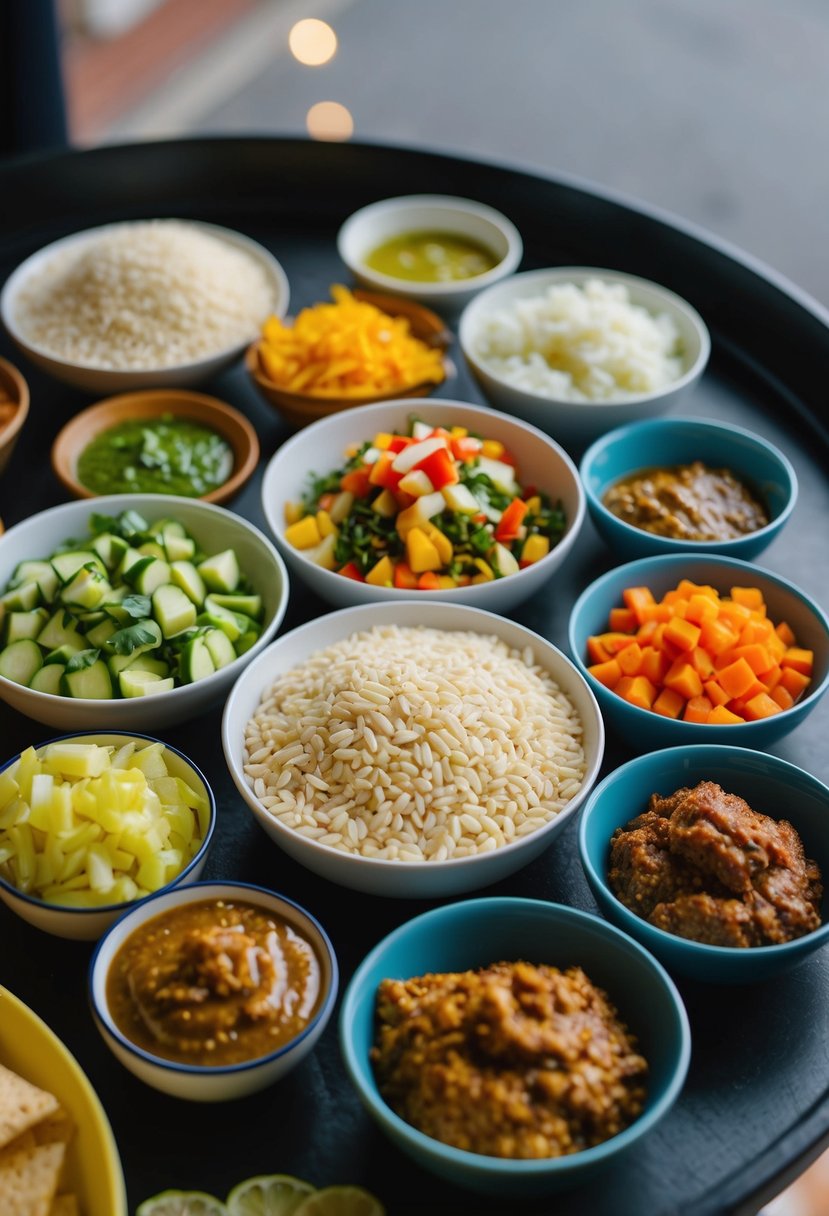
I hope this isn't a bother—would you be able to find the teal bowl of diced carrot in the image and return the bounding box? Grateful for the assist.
[261,399,585,612]
[568,554,829,750]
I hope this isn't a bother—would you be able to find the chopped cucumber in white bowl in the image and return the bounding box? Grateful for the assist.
[0,494,289,729]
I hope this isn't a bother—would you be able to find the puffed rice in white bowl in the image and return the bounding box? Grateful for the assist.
[221,601,604,897]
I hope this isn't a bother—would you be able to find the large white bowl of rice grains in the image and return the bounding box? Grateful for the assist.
[1,219,290,392]
[459,268,710,451]
[222,601,604,897]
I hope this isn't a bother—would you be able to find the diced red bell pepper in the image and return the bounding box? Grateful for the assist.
[394,562,418,589]
[494,498,529,542]
[451,436,483,462]
[417,571,442,590]
[340,467,372,497]
[416,446,459,490]
[498,447,518,468]
[368,451,404,491]
[387,435,414,454]
[339,562,365,582]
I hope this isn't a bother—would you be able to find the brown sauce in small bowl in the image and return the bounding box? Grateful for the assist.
[603,462,768,541]
[106,898,322,1066]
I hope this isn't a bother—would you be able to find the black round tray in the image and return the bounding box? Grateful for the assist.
[1,138,828,1216]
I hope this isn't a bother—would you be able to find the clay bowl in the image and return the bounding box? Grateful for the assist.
[0,355,31,480]
[245,289,453,428]
[50,389,259,504]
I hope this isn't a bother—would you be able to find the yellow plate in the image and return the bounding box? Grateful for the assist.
[0,985,127,1216]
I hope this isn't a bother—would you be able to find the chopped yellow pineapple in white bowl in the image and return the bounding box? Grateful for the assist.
[0,732,215,939]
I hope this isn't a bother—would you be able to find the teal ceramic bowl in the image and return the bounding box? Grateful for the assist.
[579,745,829,983]
[580,417,797,560]
[568,553,829,751]
[339,898,690,1197]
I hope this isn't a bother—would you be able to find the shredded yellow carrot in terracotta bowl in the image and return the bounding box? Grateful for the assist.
[246,286,452,426]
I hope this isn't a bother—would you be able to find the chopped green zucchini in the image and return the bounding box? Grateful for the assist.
[197,549,240,593]
[61,659,113,699]
[119,670,175,698]
[0,639,43,685]
[29,663,65,695]
[152,585,197,638]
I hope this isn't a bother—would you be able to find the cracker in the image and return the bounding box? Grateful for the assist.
[0,1065,60,1151]
[0,1139,65,1216]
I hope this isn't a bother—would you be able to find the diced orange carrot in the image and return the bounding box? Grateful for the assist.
[609,607,638,633]
[717,601,752,630]
[617,642,644,677]
[664,617,701,652]
[771,684,795,711]
[340,467,373,497]
[775,621,796,647]
[689,647,715,680]
[732,643,772,675]
[731,586,765,610]
[641,646,670,686]
[778,667,811,700]
[588,659,623,689]
[393,562,418,590]
[768,633,787,662]
[598,632,635,655]
[614,676,636,699]
[621,676,657,710]
[652,687,685,719]
[685,594,719,626]
[758,662,782,691]
[704,679,730,708]
[718,657,758,699]
[707,705,745,725]
[636,619,659,646]
[699,618,738,656]
[677,579,706,598]
[742,692,782,720]
[417,571,441,590]
[640,602,673,624]
[623,586,655,625]
[781,647,814,676]
[587,636,612,664]
[737,618,773,646]
[684,695,713,723]
[664,661,703,701]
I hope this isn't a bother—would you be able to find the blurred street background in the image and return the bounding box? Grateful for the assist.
[18,2,829,1211]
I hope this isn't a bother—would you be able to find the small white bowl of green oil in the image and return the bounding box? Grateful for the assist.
[337,194,523,313]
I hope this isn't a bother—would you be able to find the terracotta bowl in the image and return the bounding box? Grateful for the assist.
[0,355,31,480]
[50,389,259,504]
[246,289,453,428]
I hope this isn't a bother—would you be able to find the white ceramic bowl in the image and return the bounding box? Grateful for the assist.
[222,601,605,898]
[89,881,338,1101]
[0,494,289,729]
[0,220,290,393]
[459,267,711,452]
[261,398,585,613]
[0,732,215,940]
[337,194,523,313]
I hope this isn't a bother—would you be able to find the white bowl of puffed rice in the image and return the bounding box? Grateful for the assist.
[1,219,289,392]
[222,601,604,897]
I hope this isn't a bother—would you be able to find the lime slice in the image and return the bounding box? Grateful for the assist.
[137,1191,228,1216]
[227,1175,316,1216]
[292,1187,386,1216]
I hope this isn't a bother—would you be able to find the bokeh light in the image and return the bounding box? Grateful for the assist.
[289,19,338,67]
[306,101,354,141]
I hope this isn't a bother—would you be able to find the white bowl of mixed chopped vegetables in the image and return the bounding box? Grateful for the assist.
[0,494,288,729]
[260,399,585,613]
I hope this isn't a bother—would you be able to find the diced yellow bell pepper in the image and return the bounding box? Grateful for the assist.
[371,489,398,518]
[366,556,394,587]
[373,431,394,450]
[481,439,505,459]
[521,534,550,564]
[406,528,442,573]
[285,515,322,549]
[422,522,453,565]
[437,575,457,589]
[316,510,338,539]
[524,495,541,515]
[472,558,495,581]
[449,426,468,438]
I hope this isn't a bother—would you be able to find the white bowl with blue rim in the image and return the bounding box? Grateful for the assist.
[88,880,338,1101]
[0,731,215,940]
